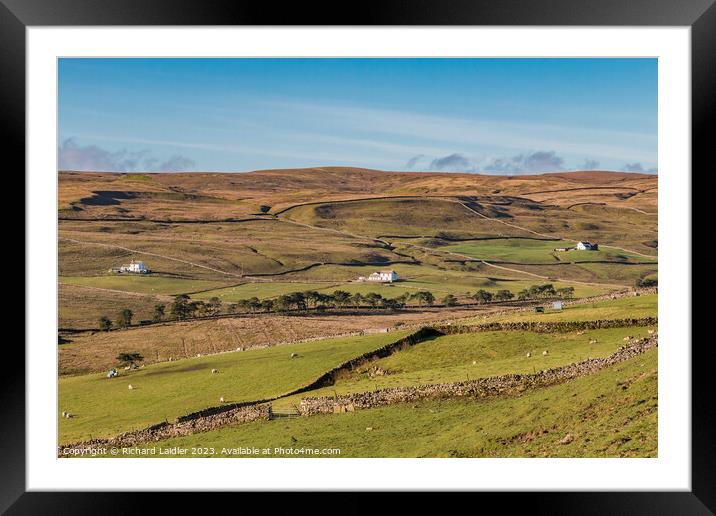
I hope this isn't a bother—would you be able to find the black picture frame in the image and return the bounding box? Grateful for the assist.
[5,0,709,512]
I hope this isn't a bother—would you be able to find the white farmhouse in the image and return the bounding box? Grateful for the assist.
[366,270,398,283]
[119,260,149,274]
[576,241,598,251]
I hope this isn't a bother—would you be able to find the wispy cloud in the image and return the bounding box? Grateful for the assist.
[58,138,196,172]
[405,154,428,170]
[263,99,657,164]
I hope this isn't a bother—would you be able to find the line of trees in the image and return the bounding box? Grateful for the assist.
[96,283,576,330]
[468,284,574,304]
[230,289,438,314]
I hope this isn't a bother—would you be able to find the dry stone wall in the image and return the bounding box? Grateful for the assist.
[437,317,657,335]
[299,334,658,416]
[59,403,270,456]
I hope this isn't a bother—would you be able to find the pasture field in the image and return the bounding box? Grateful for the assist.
[471,294,658,324]
[59,275,233,296]
[58,330,410,443]
[100,348,657,458]
[59,305,514,375]
[191,281,343,301]
[192,262,608,302]
[438,239,656,264]
[59,217,403,279]
[272,326,653,410]
[475,261,656,287]
[59,284,170,330]
[190,278,602,303]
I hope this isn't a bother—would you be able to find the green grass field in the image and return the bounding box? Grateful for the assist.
[189,262,607,303]
[98,348,657,458]
[470,294,657,324]
[439,239,655,264]
[58,330,410,444]
[190,281,341,301]
[272,326,653,410]
[59,275,233,296]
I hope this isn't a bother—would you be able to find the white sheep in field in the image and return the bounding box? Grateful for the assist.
[542,350,549,356]
[128,384,133,390]
[211,369,218,374]
[61,411,67,418]
[219,396,225,403]
[526,352,532,358]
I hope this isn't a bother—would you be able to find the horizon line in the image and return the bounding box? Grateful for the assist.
[57,167,658,176]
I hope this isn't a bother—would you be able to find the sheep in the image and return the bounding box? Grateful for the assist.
[219,396,225,403]
[61,411,67,418]
[128,384,133,390]
[542,350,549,356]
[291,352,299,358]
[472,360,477,365]
[211,369,218,374]
[526,352,532,358]
[589,339,598,344]
[64,412,72,419]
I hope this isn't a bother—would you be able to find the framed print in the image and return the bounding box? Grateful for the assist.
[5,0,712,511]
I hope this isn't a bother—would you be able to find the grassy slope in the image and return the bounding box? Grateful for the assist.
[58,330,409,444]
[59,284,171,330]
[107,348,657,458]
[60,275,233,296]
[441,239,656,264]
[191,282,342,301]
[469,294,657,324]
[191,262,607,302]
[281,197,529,238]
[272,326,653,410]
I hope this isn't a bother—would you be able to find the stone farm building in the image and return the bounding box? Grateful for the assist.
[358,270,399,283]
[119,260,149,274]
[576,241,599,251]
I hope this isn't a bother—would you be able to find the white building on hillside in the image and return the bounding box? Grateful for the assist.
[366,270,398,283]
[576,241,598,251]
[119,260,149,274]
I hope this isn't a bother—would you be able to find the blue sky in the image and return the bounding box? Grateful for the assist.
[58,58,657,174]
